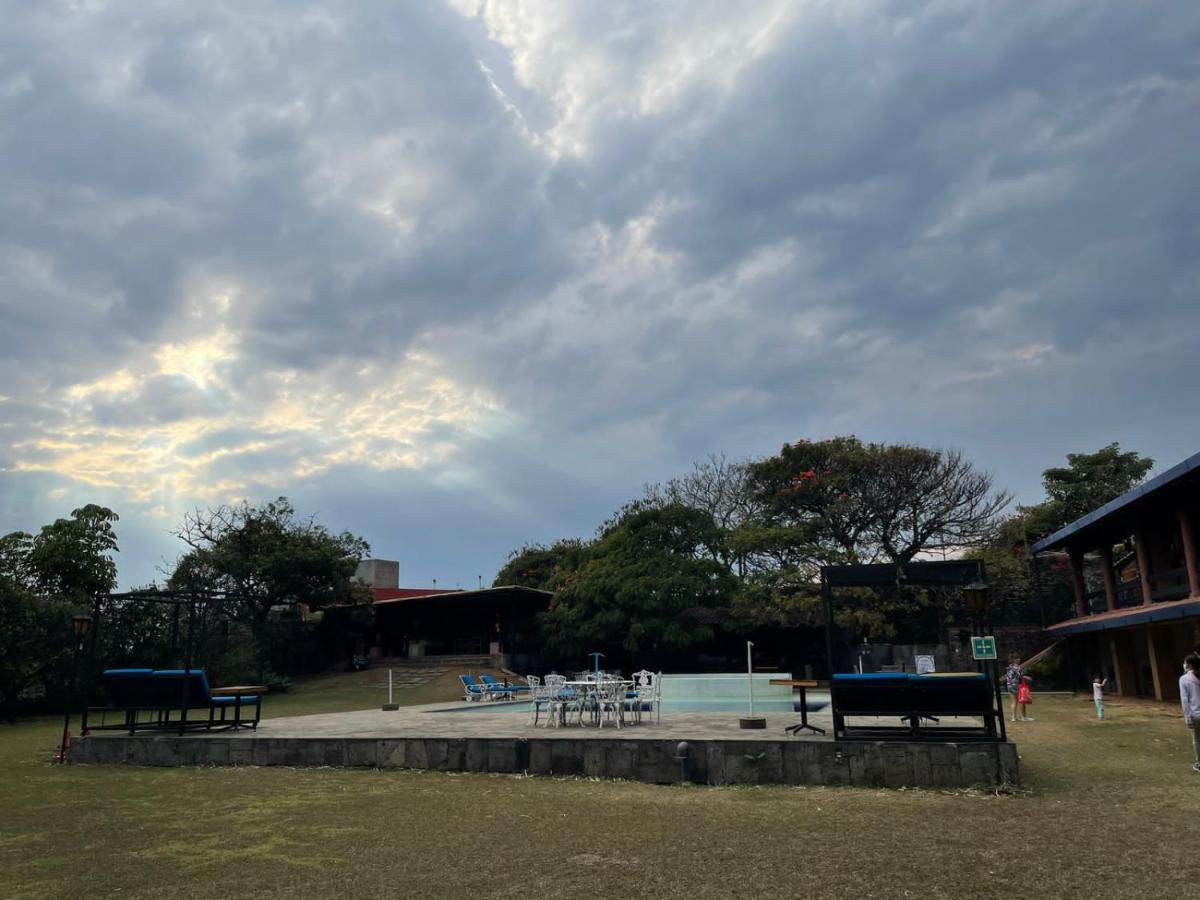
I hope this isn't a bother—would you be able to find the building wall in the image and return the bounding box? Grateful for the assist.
[355,558,400,589]
[1075,620,1200,701]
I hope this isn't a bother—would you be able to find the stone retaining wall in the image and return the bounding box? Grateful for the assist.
[72,735,1018,788]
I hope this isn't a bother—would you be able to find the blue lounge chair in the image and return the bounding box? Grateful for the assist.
[830,672,996,741]
[459,674,511,702]
[83,668,262,734]
[480,674,529,697]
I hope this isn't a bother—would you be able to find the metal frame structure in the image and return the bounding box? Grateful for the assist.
[75,588,256,738]
[819,560,1007,743]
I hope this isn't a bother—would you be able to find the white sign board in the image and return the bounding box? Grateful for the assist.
[915,655,935,675]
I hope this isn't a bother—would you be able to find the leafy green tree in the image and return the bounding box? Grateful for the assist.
[0,579,74,720]
[731,438,1009,640]
[170,498,371,679]
[493,539,590,590]
[0,506,119,719]
[1,505,119,602]
[1021,443,1154,540]
[539,504,737,662]
[641,453,763,574]
[739,437,1009,567]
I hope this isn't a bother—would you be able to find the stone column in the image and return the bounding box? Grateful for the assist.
[1068,549,1087,617]
[1177,508,1200,599]
[1133,529,1154,606]
[1099,545,1118,612]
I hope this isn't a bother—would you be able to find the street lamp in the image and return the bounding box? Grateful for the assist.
[963,581,991,618]
[58,614,93,764]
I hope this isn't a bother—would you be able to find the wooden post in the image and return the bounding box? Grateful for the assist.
[1099,545,1118,612]
[1068,549,1087,617]
[1145,627,1167,702]
[1133,529,1154,606]
[1178,508,1200,599]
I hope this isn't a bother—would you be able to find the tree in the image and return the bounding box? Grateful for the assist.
[730,438,1009,641]
[1022,443,1154,539]
[0,579,73,721]
[169,498,370,679]
[739,437,1010,569]
[1,505,120,601]
[0,505,119,720]
[641,453,763,574]
[493,539,590,591]
[539,504,737,663]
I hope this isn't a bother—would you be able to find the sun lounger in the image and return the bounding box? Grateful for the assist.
[83,668,262,735]
[459,674,512,702]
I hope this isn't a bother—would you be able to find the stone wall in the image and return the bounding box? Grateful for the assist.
[72,735,1018,789]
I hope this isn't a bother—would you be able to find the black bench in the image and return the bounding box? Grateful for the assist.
[83,668,262,735]
[831,672,998,741]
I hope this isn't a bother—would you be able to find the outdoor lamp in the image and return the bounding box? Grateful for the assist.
[72,614,93,639]
[963,581,990,615]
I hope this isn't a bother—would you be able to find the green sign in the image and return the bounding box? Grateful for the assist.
[971,635,997,660]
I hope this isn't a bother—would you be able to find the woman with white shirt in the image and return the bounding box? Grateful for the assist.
[1180,653,1200,774]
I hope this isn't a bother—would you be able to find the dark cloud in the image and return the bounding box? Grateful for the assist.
[1,0,1198,587]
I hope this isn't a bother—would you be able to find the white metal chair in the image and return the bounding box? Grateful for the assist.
[595,678,623,729]
[526,675,548,726]
[544,674,573,728]
[631,670,662,724]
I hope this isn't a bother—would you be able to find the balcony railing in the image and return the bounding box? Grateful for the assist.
[1114,581,1144,609]
[1077,577,1179,617]
[1147,566,1193,602]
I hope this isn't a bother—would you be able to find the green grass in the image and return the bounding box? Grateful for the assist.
[2,675,1197,899]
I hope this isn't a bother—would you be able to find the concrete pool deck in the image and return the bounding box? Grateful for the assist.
[71,701,1020,788]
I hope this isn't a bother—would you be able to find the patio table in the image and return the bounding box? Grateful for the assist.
[208,684,267,730]
[563,679,634,726]
[768,679,826,736]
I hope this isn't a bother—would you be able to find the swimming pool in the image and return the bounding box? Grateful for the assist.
[431,673,829,714]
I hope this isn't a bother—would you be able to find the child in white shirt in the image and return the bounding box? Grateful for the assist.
[1092,675,1108,720]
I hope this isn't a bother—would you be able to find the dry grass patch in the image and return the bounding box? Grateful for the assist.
[1,678,1196,899]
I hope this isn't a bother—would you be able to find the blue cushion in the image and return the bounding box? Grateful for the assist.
[211,695,259,704]
[149,669,212,706]
[909,673,985,683]
[832,673,909,682]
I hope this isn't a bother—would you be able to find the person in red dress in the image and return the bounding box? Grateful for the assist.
[1016,675,1034,722]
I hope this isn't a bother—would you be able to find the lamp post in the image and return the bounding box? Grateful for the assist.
[964,580,990,633]
[59,614,92,764]
[963,577,1006,742]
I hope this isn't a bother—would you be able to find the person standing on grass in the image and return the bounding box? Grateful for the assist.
[1180,653,1200,774]
[1005,655,1024,722]
[1093,674,1109,720]
[1016,674,1034,721]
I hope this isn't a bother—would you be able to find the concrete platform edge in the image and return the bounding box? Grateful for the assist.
[71,735,1019,788]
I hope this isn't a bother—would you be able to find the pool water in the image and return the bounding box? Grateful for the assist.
[431,673,829,714]
[659,673,828,713]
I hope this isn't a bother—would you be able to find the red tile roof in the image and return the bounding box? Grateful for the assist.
[372,587,460,603]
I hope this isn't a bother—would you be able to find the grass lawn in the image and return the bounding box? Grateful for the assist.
[2,673,1196,900]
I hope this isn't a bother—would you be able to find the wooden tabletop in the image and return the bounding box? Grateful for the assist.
[919,672,982,677]
[768,679,821,688]
[210,685,266,695]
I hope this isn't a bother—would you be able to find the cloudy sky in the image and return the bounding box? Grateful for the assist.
[2,1,1199,589]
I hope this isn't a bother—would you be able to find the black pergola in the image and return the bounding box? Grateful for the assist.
[816,561,1003,744]
[77,588,255,737]
[819,559,1005,740]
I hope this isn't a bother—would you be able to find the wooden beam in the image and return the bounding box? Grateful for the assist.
[1177,508,1200,599]
[1068,549,1087,617]
[1099,545,1118,612]
[1133,529,1154,606]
